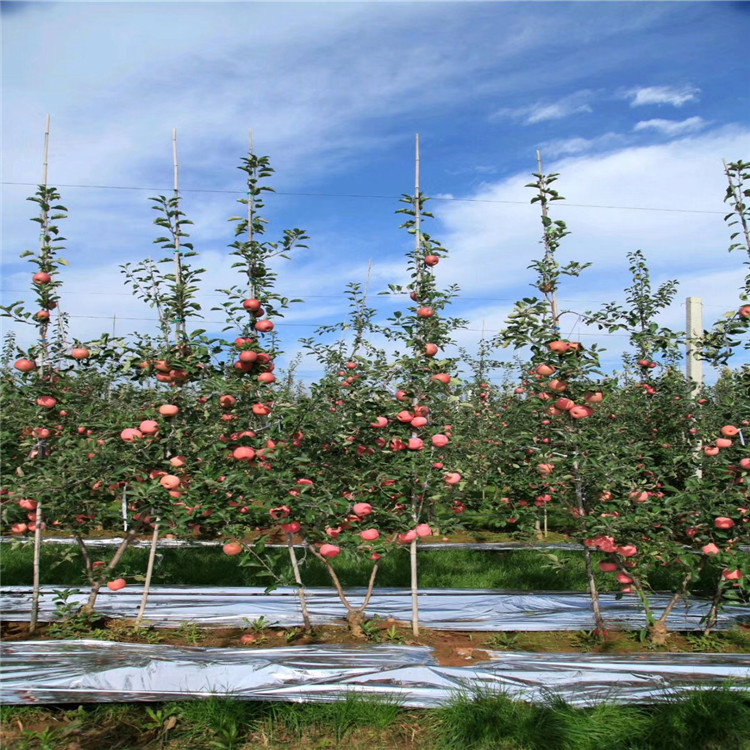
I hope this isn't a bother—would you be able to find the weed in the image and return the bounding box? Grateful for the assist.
[485,632,521,650]
[47,588,101,638]
[143,705,178,748]
[572,629,602,651]
[719,626,750,650]
[384,625,405,644]
[242,614,277,634]
[175,620,205,645]
[283,626,301,643]
[686,632,725,653]
[360,618,382,641]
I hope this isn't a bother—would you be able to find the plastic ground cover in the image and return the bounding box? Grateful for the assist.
[3,586,749,631]
[0,536,582,550]
[3,536,748,552]
[1,641,748,707]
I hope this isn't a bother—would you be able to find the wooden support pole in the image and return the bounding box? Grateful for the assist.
[686,296,703,396]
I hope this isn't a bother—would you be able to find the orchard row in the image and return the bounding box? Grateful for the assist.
[1,154,749,640]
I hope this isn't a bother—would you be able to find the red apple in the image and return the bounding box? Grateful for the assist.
[319,543,341,559]
[242,298,261,312]
[424,254,439,266]
[232,446,256,461]
[32,271,52,284]
[107,578,127,591]
[360,528,379,541]
[548,341,569,353]
[139,420,159,435]
[71,347,90,360]
[159,404,179,417]
[398,529,417,543]
[425,343,439,357]
[120,428,143,442]
[14,358,35,373]
[159,474,180,490]
[223,541,243,556]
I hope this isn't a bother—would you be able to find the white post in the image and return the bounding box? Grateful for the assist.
[686,296,703,396]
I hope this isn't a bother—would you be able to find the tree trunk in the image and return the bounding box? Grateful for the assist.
[286,534,311,630]
[135,521,160,627]
[410,539,419,636]
[83,522,141,612]
[583,545,605,634]
[648,620,669,646]
[28,502,43,634]
[346,610,366,639]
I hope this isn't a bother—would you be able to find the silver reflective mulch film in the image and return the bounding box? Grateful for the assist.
[2,586,749,631]
[1,640,748,707]
[3,536,747,552]
[0,536,582,550]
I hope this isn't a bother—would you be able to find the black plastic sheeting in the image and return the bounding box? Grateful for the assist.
[1,641,748,707]
[3,586,749,631]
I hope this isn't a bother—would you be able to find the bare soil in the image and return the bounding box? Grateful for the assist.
[2,618,748,661]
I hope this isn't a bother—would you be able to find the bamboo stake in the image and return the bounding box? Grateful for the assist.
[536,150,560,331]
[38,115,52,378]
[172,128,184,346]
[135,520,160,627]
[411,133,422,637]
[723,159,750,253]
[248,129,255,302]
[30,116,51,634]
[28,495,43,634]
[122,485,128,531]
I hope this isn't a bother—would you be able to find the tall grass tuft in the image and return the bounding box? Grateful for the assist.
[433,688,565,749]
[642,686,750,750]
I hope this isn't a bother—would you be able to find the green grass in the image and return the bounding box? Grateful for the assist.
[1,688,748,749]
[5,542,744,593]
[433,686,750,750]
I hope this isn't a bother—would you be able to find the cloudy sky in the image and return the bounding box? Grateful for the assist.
[2,1,749,383]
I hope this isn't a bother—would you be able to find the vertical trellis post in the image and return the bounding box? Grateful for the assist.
[410,133,422,637]
[30,115,52,635]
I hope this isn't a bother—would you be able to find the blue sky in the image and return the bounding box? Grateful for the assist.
[2,1,749,383]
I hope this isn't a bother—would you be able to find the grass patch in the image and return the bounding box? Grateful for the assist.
[1,689,748,749]
[1,542,747,596]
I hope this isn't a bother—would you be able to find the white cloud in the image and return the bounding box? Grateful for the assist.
[431,125,750,370]
[633,117,707,136]
[536,132,626,157]
[622,85,700,107]
[491,90,595,125]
